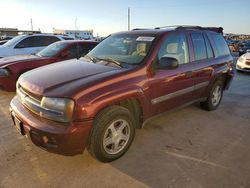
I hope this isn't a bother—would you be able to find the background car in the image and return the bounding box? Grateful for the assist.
[228,40,241,52]
[239,42,250,56]
[0,40,98,91]
[0,40,8,45]
[0,34,74,58]
[236,52,250,72]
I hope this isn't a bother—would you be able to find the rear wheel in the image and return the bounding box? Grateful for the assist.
[87,105,136,162]
[200,80,224,111]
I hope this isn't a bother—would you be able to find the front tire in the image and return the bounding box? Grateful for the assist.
[87,105,136,162]
[200,80,224,111]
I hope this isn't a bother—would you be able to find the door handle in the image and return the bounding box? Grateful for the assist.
[185,71,193,77]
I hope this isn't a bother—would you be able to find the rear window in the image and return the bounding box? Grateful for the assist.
[211,33,230,57]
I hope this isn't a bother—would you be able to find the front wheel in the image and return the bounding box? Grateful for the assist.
[200,80,224,111]
[87,105,136,162]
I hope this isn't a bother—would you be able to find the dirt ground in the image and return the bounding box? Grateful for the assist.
[0,63,250,188]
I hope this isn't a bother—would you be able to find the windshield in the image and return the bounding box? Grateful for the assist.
[3,35,25,47]
[37,42,67,57]
[87,34,156,65]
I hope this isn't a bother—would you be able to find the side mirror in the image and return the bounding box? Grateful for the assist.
[158,57,179,69]
[60,50,70,58]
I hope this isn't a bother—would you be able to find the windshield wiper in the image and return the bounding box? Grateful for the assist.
[84,54,98,63]
[98,57,123,68]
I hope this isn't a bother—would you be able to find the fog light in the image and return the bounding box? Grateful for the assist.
[42,136,49,144]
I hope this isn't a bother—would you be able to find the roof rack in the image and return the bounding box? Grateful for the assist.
[154,25,223,34]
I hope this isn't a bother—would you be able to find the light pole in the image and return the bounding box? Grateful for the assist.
[128,8,130,31]
[75,18,78,39]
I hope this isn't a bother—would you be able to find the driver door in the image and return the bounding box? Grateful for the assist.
[146,32,197,115]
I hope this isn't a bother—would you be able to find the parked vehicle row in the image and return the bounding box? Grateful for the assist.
[0,34,74,58]
[9,26,234,162]
[239,42,250,56]
[0,40,98,91]
[227,39,250,56]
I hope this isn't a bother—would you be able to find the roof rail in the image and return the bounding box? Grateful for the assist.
[154,25,223,34]
[132,28,151,31]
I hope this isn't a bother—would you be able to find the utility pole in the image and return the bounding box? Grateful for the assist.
[128,7,130,31]
[75,18,78,39]
[30,19,33,31]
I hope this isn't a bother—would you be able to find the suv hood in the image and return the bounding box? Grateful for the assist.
[0,54,41,67]
[19,59,122,96]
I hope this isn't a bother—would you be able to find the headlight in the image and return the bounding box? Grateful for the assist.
[0,68,10,77]
[40,97,75,123]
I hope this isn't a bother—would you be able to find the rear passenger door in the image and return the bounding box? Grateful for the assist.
[188,32,215,99]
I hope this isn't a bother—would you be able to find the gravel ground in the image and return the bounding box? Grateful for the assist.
[0,58,250,188]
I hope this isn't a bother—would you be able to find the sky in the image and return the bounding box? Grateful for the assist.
[0,0,250,36]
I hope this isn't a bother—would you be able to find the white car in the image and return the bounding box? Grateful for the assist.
[0,34,74,58]
[236,52,250,72]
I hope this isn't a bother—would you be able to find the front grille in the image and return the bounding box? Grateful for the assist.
[17,85,42,115]
[245,61,250,66]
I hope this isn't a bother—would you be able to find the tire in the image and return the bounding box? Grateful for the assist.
[200,80,224,111]
[87,105,136,162]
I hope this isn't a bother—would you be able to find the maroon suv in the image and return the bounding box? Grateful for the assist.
[10,26,234,162]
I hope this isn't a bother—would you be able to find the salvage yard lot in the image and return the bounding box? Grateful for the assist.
[0,66,250,187]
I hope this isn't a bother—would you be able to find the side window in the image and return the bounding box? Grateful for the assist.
[68,44,78,58]
[191,33,207,61]
[79,43,97,56]
[15,36,60,48]
[41,36,60,46]
[15,37,35,48]
[210,33,230,57]
[204,34,214,58]
[158,33,189,65]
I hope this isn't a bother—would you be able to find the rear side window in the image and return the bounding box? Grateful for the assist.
[40,36,60,46]
[211,33,230,57]
[204,35,214,58]
[191,33,207,61]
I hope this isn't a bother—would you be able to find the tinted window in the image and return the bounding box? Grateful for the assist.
[68,43,97,58]
[15,36,60,48]
[191,33,207,61]
[41,36,60,46]
[211,33,230,57]
[79,43,97,56]
[68,44,78,58]
[62,37,74,40]
[204,35,214,58]
[158,33,189,65]
[15,37,35,48]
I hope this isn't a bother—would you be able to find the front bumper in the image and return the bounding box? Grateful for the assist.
[236,60,250,72]
[10,96,93,156]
